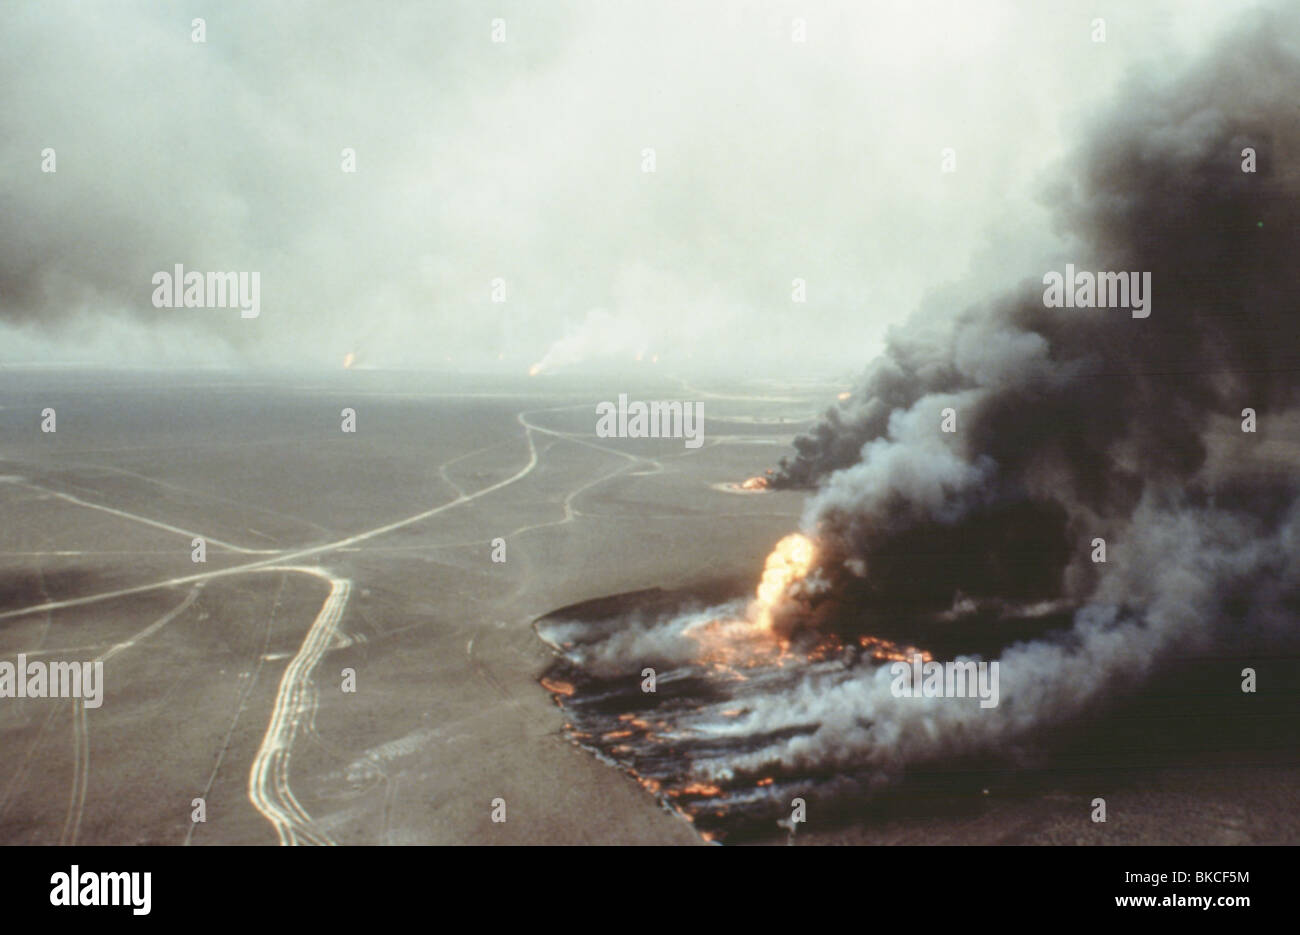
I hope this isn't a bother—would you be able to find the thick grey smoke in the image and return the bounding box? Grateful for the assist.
[524,9,1300,837]
[0,0,1255,372]
[543,6,1300,810]
[724,8,1300,782]
[704,498,1298,784]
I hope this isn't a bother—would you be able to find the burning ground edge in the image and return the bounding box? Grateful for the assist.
[527,525,1300,844]
[530,569,1079,845]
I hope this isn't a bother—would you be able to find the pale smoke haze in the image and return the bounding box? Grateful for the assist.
[0,0,1264,373]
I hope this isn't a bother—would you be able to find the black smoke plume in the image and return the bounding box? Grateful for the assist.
[544,10,1300,839]
[775,10,1300,643]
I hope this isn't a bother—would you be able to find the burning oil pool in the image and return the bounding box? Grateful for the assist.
[713,473,772,494]
[534,534,938,842]
[534,532,1084,842]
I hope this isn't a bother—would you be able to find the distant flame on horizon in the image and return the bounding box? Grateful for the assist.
[343,351,356,369]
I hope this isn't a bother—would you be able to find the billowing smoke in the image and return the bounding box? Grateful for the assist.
[751,9,1300,774]
[542,8,1300,836]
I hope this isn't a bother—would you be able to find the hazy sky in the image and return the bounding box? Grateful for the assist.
[0,0,1268,374]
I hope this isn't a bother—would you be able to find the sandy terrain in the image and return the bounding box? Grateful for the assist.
[0,369,820,845]
[1,369,1295,846]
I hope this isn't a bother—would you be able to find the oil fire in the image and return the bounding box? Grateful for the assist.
[538,528,935,840]
[684,533,816,667]
[752,533,814,633]
[683,532,929,675]
[540,676,575,696]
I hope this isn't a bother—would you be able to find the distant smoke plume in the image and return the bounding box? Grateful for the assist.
[529,308,647,374]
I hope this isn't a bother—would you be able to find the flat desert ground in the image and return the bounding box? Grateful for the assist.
[0,369,1295,845]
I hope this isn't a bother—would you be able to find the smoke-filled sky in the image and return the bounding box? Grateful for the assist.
[0,0,1274,372]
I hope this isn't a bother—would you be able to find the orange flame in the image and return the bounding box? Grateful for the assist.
[676,782,723,797]
[540,677,575,696]
[739,476,769,491]
[752,533,814,632]
[680,532,929,677]
[528,363,542,376]
[684,533,816,668]
[342,352,356,369]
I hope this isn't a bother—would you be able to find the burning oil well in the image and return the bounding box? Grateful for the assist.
[536,11,1300,842]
